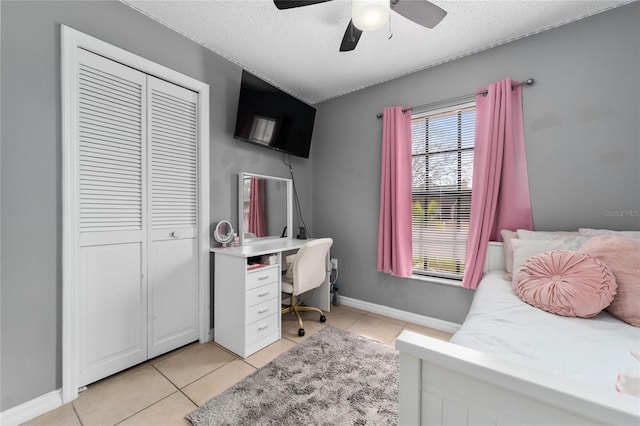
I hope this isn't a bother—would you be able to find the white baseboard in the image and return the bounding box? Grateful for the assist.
[337,296,461,334]
[0,389,63,426]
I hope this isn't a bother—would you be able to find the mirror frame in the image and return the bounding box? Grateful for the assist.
[238,172,293,245]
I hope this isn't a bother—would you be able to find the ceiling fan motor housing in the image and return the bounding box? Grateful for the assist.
[352,0,390,31]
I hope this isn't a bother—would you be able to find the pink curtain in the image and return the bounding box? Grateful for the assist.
[462,79,534,289]
[377,106,413,277]
[248,177,266,237]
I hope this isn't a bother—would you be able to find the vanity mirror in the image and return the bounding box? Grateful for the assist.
[238,172,293,245]
[213,220,235,247]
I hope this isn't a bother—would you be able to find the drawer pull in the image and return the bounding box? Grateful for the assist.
[257,275,269,281]
[257,324,269,331]
[257,291,270,297]
[257,308,269,314]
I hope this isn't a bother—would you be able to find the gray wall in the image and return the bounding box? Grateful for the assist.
[312,3,639,325]
[0,0,313,410]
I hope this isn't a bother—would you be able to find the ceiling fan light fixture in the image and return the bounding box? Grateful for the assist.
[352,0,390,31]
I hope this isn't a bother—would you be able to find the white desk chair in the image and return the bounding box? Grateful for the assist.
[281,238,333,336]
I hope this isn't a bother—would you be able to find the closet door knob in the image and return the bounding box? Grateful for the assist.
[171,231,180,238]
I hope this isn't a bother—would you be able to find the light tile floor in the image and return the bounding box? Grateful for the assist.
[24,305,452,426]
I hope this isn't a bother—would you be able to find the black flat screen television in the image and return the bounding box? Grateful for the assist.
[234,70,316,159]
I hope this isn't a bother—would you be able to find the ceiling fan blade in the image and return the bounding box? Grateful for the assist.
[339,19,363,52]
[391,0,447,29]
[273,0,333,10]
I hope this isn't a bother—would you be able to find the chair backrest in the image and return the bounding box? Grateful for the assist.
[291,238,333,295]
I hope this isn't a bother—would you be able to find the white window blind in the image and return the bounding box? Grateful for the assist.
[411,102,476,279]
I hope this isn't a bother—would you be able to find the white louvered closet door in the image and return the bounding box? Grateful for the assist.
[147,77,199,358]
[75,50,201,387]
[77,49,148,387]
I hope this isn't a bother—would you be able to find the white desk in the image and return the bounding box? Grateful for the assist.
[211,238,330,357]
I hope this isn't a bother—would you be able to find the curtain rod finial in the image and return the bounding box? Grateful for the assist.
[525,78,535,86]
[376,112,383,118]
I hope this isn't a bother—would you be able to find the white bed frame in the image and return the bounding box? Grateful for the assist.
[396,242,640,425]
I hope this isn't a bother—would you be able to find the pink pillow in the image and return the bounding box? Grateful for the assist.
[578,228,640,239]
[516,250,617,318]
[581,236,640,327]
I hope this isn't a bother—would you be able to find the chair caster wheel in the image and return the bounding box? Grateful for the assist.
[298,328,305,337]
[320,315,326,323]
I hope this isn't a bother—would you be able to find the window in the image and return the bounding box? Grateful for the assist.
[411,101,476,280]
[249,116,276,143]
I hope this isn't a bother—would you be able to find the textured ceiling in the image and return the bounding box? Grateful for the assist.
[122,0,629,104]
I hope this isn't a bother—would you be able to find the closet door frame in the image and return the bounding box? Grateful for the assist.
[61,25,210,403]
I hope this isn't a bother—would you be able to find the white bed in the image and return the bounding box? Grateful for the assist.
[451,270,640,393]
[396,242,640,426]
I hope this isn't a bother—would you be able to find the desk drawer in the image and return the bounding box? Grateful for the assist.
[246,266,279,290]
[246,281,278,307]
[246,313,278,343]
[245,330,279,357]
[246,298,279,325]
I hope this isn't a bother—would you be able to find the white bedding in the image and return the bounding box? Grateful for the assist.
[451,270,640,393]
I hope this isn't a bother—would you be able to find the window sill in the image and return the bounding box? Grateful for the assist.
[410,274,463,287]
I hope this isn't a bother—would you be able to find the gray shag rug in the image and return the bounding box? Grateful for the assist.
[187,326,399,425]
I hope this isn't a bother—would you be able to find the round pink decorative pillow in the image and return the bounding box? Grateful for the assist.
[516,250,617,318]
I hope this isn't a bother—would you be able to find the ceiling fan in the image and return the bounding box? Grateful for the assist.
[273,0,447,52]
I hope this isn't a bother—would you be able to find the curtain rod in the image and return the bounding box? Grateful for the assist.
[376,78,535,118]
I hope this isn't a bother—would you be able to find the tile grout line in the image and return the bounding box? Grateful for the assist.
[149,361,182,392]
[101,363,183,426]
[112,391,183,426]
[71,402,84,426]
[154,345,241,390]
[179,388,200,410]
[108,359,215,424]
